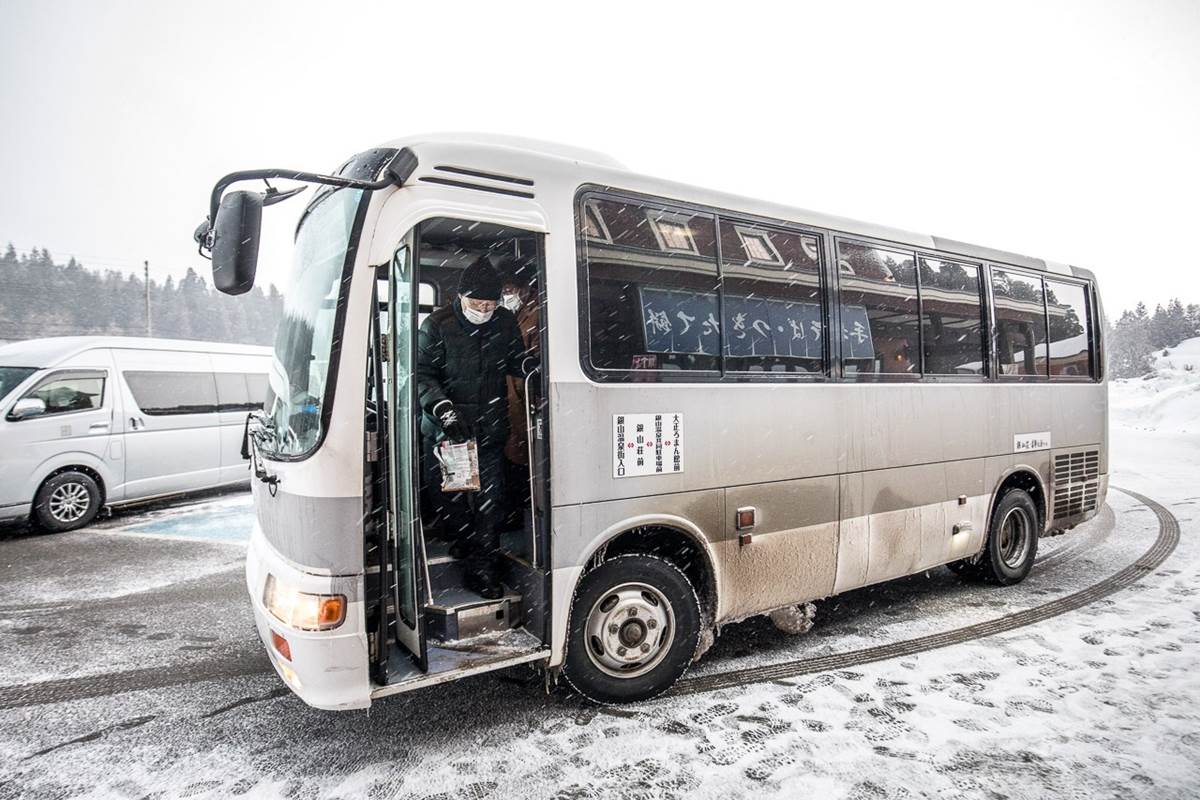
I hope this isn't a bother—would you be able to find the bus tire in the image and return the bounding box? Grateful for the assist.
[33,471,101,533]
[563,554,701,704]
[977,488,1039,585]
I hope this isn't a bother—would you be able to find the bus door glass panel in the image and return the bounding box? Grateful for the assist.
[3,368,117,503]
[115,349,221,499]
[581,196,720,377]
[1044,280,1093,378]
[719,221,825,373]
[388,241,426,666]
[992,270,1048,377]
[837,241,920,376]
[918,257,986,375]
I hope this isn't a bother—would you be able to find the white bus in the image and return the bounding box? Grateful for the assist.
[0,337,270,531]
[196,134,1107,707]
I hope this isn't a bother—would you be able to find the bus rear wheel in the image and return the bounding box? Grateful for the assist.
[34,471,101,533]
[973,488,1040,585]
[563,554,701,704]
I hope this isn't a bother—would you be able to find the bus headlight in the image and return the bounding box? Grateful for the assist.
[263,574,346,631]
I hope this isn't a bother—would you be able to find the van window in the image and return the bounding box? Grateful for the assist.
[245,373,268,408]
[216,373,269,412]
[992,269,1048,376]
[15,371,105,417]
[1045,280,1093,378]
[124,371,218,415]
[215,373,250,412]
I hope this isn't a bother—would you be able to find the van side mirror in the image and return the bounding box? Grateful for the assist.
[8,397,46,420]
[211,190,264,296]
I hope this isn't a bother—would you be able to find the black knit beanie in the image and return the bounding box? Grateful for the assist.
[459,257,502,301]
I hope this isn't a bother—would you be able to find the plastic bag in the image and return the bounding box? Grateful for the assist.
[436,439,480,492]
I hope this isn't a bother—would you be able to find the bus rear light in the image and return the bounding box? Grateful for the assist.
[270,629,292,661]
[263,574,347,631]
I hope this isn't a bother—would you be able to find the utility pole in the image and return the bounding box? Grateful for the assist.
[144,260,152,336]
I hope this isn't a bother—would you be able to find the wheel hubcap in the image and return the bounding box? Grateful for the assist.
[49,482,90,523]
[998,506,1032,569]
[584,582,675,679]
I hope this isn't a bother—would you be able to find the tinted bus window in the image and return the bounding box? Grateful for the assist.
[919,257,986,375]
[582,197,720,375]
[720,221,825,373]
[837,241,919,376]
[1045,280,1093,378]
[992,269,1047,376]
[124,371,218,415]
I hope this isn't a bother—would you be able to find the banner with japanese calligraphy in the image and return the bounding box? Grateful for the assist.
[638,286,848,360]
[839,304,875,360]
[638,287,721,355]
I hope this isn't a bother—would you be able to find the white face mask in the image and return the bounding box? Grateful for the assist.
[500,293,523,313]
[461,302,494,325]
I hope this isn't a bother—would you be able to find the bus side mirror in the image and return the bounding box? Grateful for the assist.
[211,190,264,296]
[8,397,46,420]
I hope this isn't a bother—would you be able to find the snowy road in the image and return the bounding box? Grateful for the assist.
[1,426,1198,799]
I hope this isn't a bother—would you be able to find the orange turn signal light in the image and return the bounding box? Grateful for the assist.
[318,596,346,628]
[270,629,292,662]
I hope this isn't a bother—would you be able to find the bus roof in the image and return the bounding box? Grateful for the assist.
[383,133,1096,283]
[0,336,272,368]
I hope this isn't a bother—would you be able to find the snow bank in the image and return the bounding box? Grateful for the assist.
[1110,335,1200,434]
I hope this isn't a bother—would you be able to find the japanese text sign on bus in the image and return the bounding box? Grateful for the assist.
[613,413,683,478]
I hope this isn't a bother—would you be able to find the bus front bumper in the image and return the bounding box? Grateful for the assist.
[245,522,372,711]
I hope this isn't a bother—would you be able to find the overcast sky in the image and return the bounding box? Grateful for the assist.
[1,0,1197,316]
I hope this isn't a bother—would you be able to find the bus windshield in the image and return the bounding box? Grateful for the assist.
[262,187,364,458]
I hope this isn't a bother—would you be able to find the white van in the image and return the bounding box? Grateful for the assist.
[0,337,271,532]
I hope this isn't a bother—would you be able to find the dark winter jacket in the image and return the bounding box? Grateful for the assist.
[416,299,535,448]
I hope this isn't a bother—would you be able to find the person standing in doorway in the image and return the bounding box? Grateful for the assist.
[416,256,537,599]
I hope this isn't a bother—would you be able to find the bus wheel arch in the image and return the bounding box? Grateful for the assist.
[990,467,1047,535]
[585,522,719,636]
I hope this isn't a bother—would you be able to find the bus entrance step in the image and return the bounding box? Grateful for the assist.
[426,590,523,642]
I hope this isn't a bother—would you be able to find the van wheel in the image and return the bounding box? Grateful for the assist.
[563,554,701,704]
[34,471,101,532]
[975,488,1040,585]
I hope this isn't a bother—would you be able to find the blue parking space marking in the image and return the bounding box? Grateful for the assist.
[110,502,253,543]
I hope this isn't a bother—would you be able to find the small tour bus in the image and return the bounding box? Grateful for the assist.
[197,133,1107,708]
[0,337,271,531]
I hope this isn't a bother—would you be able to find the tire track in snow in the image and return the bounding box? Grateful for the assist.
[674,486,1179,696]
[0,487,1178,710]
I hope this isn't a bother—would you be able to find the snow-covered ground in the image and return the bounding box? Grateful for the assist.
[1,356,1199,799]
[1110,337,1200,436]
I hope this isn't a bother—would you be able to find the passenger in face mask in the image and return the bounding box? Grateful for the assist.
[416,256,538,599]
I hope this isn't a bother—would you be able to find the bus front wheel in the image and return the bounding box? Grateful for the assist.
[563,554,702,704]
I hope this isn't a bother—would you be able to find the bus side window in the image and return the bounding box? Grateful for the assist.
[837,240,919,377]
[1045,279,1093,378]
[918,257,985,375]
[991,268,1048,377]
[580,197,721,378]
[720,221,825,374]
